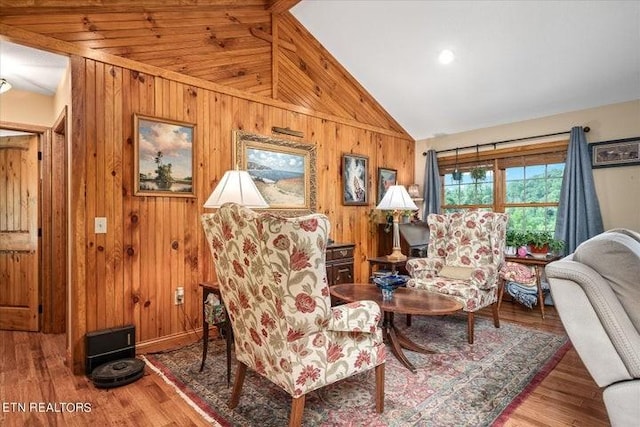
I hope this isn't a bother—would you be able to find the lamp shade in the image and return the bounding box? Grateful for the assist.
[203,170,269,208]
[376,185,418,211]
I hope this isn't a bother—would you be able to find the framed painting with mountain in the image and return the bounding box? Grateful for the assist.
[134,114,195,197]
[233,130,317,216]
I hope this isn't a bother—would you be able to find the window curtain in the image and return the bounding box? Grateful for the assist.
[555,126,604,254]
[422,149,441,219]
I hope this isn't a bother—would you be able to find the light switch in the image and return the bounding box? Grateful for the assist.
[95,217,107,234]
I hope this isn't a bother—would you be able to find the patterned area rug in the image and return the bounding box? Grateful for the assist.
[144,315,568,427]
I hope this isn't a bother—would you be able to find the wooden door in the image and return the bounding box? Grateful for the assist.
[0,135,39,331]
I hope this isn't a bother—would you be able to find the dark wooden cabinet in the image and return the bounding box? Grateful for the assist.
[377,222,430,259]
[326,243,355,285]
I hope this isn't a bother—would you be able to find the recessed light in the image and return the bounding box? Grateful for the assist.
[438,49,455,65]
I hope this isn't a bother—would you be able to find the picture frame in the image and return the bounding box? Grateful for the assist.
[233,130,317,216]
[377,167,397,204]
[591,137,640,169]
[342,154,369,206]
[134,114,195,197]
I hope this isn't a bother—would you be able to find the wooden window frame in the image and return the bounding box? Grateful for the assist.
[438,140,568,213]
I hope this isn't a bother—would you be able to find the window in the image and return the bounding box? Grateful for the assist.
[504,163,564,232]
[438,142,567,232]
[443,169,494,212]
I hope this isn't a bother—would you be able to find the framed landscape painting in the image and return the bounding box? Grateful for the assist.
[342,154,369,206]
[233,130,317,216]
[134,114,195,197]
[591,137,640,169]
[377,167,397,204]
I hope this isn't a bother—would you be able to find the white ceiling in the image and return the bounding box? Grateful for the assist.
[0,40,69,95]
[1,2,639,141]
[291,0,640,140]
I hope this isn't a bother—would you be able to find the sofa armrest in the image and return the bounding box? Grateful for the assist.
[546,259,640,379]
[406,257,444,280]
[328,301,381,334]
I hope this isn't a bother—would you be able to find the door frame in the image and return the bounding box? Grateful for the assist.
[0,118,68,335]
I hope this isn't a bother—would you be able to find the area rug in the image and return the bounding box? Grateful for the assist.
[144,315,569,426]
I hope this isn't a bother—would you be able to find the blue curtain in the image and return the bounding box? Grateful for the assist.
[422,149,441,219]
[555,126,604,254]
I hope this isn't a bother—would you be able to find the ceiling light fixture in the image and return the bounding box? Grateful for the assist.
[0,78,12,94]
[438,49,455,65]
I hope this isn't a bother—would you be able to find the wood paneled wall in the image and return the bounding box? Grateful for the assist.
[68,56,414,372]
[1,2,415,371]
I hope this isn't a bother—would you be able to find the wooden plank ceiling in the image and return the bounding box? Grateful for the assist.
[0,0,410,137]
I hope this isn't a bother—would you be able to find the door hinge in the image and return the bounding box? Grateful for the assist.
[38,304,43,314]
[38,228,42,237]
[38,151,43,161]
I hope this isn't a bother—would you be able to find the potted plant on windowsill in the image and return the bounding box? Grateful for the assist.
[505,229,526,257]
[524,231,565,258]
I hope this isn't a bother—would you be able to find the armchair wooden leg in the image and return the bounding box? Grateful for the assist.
[288,395,305,427]
[375,363,385,413]
[229,362,247,409]
[492,302,500,328]
[467,312,474,344]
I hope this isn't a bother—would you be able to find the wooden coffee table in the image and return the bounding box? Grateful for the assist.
[330,283,463,373]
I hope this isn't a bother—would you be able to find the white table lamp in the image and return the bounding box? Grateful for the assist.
[376,185,417,260]
[203,169,269,208]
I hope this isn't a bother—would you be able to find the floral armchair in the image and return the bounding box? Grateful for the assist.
[201,203,385,426]
[406,211,508,344]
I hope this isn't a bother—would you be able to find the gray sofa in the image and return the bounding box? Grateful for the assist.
[545,229,640,427]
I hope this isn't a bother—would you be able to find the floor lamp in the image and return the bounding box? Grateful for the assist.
[376,185,417,261]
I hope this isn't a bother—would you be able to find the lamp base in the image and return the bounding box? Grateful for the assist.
[386,249,407,261]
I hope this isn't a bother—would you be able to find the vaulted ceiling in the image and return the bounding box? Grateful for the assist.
[2,1,638,141]
[0,0,409,138]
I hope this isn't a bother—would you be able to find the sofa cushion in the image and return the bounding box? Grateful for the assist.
[573,230,640,332]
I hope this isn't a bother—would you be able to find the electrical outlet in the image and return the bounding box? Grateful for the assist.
[175,287,184,305]
[95,217,107,234]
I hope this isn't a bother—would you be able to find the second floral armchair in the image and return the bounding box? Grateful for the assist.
[406,211,508,344]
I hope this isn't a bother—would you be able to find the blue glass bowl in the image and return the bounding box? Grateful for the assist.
[373,274,409,290]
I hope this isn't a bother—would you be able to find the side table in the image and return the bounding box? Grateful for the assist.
[498,255,561,319]
[199,282,232,386]
[367,256,408,282]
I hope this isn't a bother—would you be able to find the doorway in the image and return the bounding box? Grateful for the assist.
[0,113,68,333]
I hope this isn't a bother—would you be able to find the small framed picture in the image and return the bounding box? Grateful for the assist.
[377,167,397,204]
[134,114,195,197]
[591,137,640,169]
[342,154,369,205]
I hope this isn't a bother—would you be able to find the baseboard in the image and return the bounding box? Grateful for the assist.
[136,326,222,354]
[136,329,201,354]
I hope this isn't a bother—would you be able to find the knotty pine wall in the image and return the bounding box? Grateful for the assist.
[70,56,414,371]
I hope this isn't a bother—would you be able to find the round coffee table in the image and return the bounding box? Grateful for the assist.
[330,283,463,373]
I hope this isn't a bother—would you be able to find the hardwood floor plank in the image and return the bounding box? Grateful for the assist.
[0,303,609,426]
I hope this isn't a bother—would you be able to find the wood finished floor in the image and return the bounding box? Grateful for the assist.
[0,302,609,426]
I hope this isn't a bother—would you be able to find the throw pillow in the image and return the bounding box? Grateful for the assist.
[439,265,474,280]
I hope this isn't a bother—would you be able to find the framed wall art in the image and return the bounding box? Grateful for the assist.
[342,154,369,206]
[377,167,397,204]
[134,114,195,197]
[233,130,317,215]
[591,137,640,169]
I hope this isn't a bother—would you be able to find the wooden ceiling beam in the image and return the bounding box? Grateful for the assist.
[0,0,269,12]
[266,0,300,14]
[250,27,295,52]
